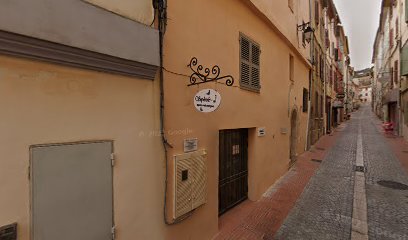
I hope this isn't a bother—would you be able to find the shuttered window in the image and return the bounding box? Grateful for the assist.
[390,29,394,48]
[303,88,308,112]
[406,0,408,23]
[394,60,399,84]
[289,55,294,82]
[240,34,261,92]
[334,48,339,61]
[390,67,394,89]
[401,43,408,76]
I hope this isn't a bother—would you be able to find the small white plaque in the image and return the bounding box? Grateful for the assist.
[184,138,198,152]
[257,127,266,137]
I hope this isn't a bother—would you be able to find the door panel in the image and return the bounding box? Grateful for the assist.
[219,129,248,215]
[31,142,113,240]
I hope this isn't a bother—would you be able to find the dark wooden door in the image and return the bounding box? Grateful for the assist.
[218,129,248,215]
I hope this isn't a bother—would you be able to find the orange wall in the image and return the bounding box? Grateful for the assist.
[162,0,310,239]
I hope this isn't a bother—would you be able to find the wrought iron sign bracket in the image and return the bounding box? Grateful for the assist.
[187,57,234,87]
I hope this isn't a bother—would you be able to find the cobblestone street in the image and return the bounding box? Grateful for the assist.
[276,105,408,240]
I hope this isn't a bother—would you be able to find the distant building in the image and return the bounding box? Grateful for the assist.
[353,68,373,104]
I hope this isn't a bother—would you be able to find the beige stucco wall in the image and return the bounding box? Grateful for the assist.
[84,0,154,25]
[0,55,165,240]
[162,0,310,239]
[249,0,310,59]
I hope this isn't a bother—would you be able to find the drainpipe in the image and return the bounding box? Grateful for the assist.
[157,0,193,225]
[306,0,314,150]
[323,8,327,135]
[398,36,402,136]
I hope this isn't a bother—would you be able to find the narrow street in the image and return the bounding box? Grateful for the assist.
[277,105,408,239]
[2,1,407,240]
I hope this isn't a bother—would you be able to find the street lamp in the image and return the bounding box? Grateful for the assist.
[297,22,314,43]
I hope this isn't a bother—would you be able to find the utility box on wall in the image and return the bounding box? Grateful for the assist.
[173,150,207,219]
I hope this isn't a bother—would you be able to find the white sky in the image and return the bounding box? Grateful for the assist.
[332,0,382,71]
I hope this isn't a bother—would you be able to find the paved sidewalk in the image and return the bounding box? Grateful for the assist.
[214,123,344,240]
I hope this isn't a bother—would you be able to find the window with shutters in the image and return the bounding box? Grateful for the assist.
[330,66,333,86]
[390,29,394,48]
[404,101,408,125]
[289,55,294,82]
[315,1,319,25]
[396,18,399,37]
[240,34,261,92]
[303,88,308,112]
[334,48,339,61]
[406,0,408,23]
[390,67,394,89]
[390,3,394,18]
[320,95,323,117]
[394,60,399,84]
[315,91,319,117]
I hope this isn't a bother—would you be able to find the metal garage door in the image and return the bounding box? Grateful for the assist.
[31,141,113,240]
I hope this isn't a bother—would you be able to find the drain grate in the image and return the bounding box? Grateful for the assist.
[354,166,365,172]
[311,159,322,163]
[315,147,325,151]
[402,150,408,153]
[377,181,408,190]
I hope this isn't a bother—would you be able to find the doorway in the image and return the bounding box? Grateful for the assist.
[290,109,298,167]
[31,141,114,240]
[218,129,248,215]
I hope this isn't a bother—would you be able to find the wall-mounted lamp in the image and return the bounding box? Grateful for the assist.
[297,22,313,43]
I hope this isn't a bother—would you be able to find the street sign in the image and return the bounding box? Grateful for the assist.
[194,89,222,113]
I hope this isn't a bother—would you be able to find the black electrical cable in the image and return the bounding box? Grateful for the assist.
[157,0,194,225]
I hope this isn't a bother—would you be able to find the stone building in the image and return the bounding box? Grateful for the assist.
[372,0,401,135]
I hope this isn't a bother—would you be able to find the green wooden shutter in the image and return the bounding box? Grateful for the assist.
[251,44,261,90]
[406,0,408,23]
[402,43,408,76]
[240,36,251,88]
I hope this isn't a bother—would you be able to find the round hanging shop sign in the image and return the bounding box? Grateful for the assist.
[194,89,222,113]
